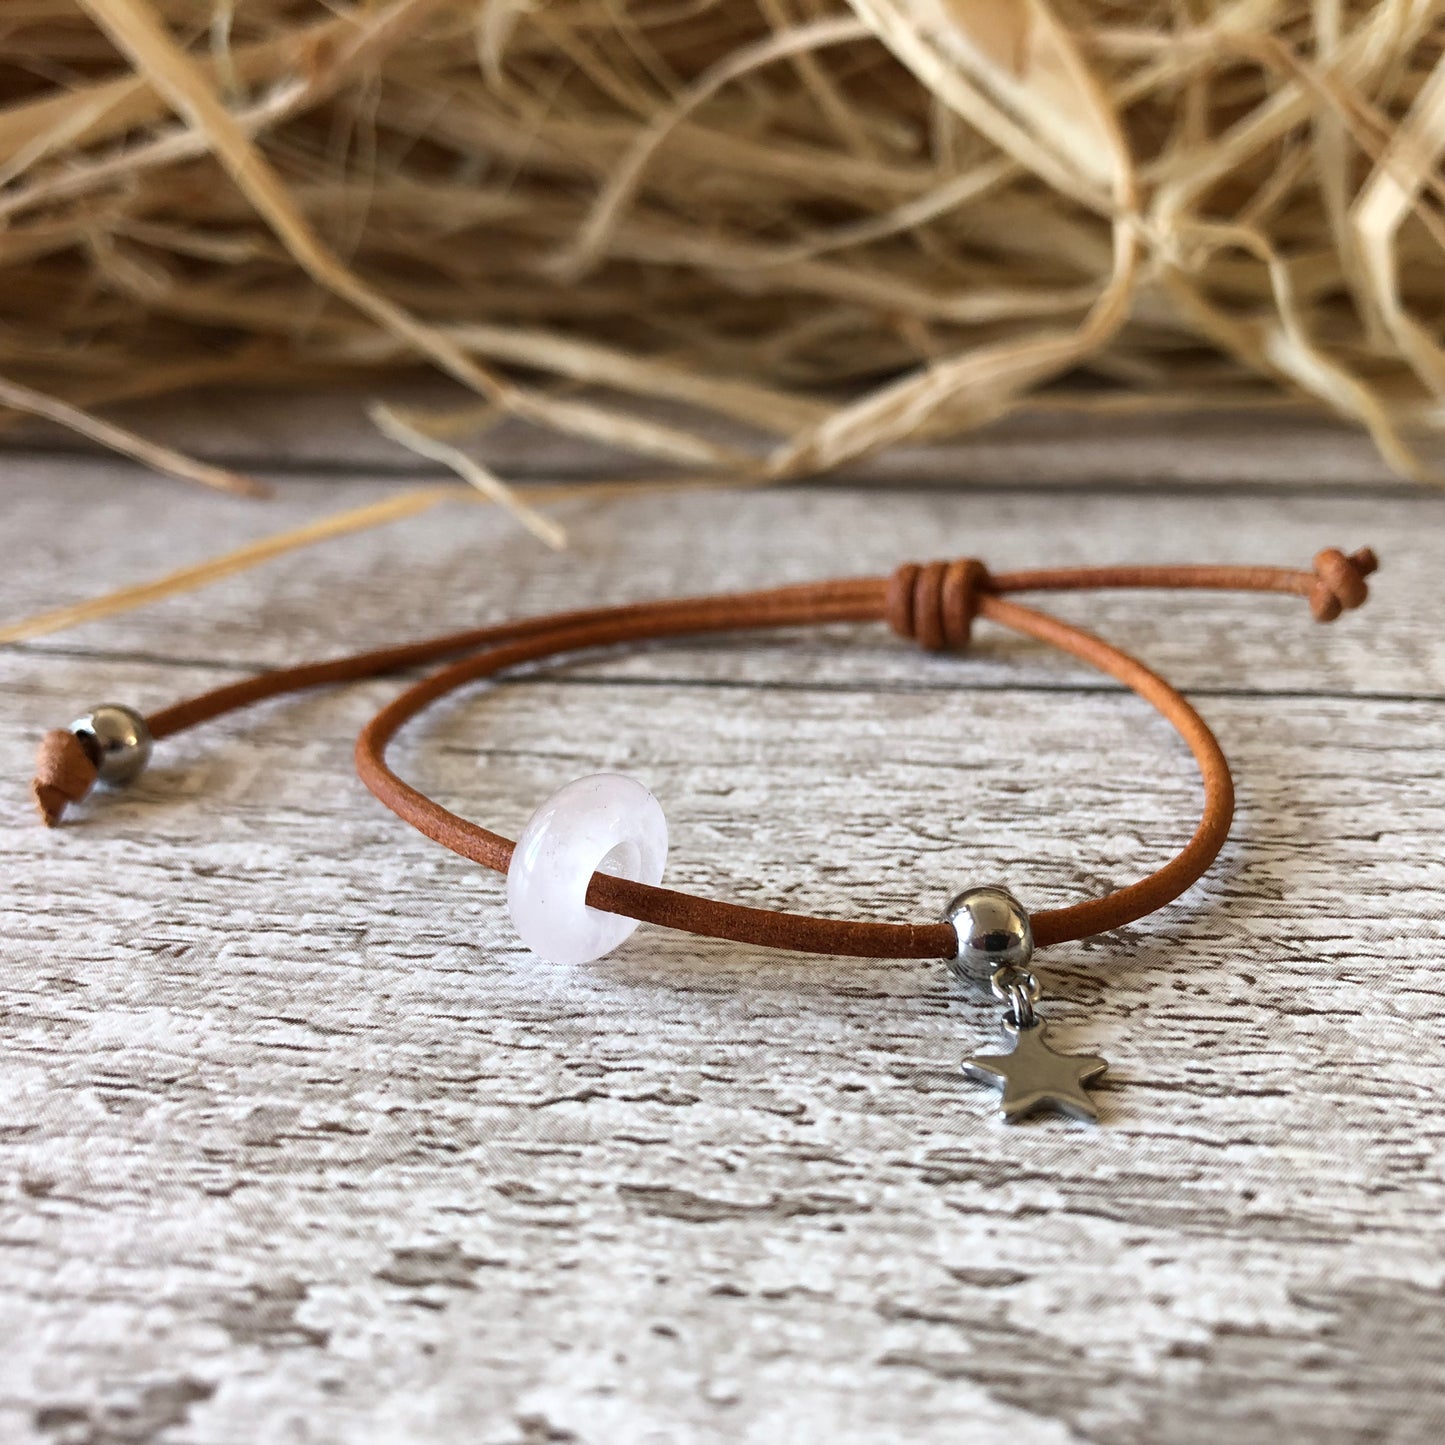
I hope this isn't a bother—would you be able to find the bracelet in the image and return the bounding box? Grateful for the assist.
[32,547,1377,1123]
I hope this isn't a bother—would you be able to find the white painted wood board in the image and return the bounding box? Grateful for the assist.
[1,445,1443,1445]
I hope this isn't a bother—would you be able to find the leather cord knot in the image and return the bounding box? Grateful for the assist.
[33,729,98,827]
[886,558,994,650]
[1310,546,1378,622]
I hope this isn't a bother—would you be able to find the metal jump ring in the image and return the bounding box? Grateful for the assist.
[990,966,1041,1029]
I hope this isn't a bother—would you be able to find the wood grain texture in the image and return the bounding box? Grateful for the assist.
[13,380,1443,487]
[2,445,1444,1445]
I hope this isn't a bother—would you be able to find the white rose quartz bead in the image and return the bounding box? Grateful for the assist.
[506,773,668,964]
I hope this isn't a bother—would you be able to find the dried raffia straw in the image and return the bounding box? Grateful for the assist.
[1,0,1443,509]
[0,473,746,644]
[368,402,566,547]
[0,374,266,498]
[0,485,463,644]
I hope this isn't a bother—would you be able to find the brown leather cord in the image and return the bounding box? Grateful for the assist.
[33,547,1377,961]
[349,576,1244,957]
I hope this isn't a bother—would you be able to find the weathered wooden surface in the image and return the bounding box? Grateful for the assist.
[2,442,1444,1444]
[15,380,1444,487]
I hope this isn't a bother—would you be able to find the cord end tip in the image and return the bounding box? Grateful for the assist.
[1350,546,1380,579]
[34,783,67,828]
[32,729,97,827]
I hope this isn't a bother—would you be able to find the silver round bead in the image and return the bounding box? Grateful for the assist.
[942,885,1033,986]
[70,704,153,786]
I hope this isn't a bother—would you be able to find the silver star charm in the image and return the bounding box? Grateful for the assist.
[966,1019,1108,1122]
